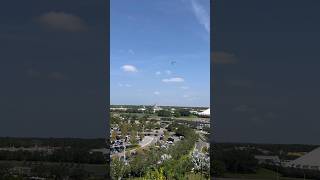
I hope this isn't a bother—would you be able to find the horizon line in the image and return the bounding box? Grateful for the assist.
[110,103,210,108]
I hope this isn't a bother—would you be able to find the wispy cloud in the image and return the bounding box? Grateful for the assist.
[190,0,210,33]
[121,65,138,73]
[118,83,132,87]
[36,12,88,32]
[165,70,172,75]
[181,86,189,90]
[154,91,160,95]
[155,71,161,75]
[128,49,135,55]
[162,77,184,83]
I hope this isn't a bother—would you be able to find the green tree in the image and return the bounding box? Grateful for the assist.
[144,167,166,180]
[157,110,172,117]
[111,158,126,180]
[163,130,169,141]
[177,109,191,116]
[111,131,117,142]
[202,146,208,154]
[174,111,181,117]
[120,123,129,138]
[130,131,138,145]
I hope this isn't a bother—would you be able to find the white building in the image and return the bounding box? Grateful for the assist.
[254,155,280,165]
[152,104,162,112]
[198,108,210,117]
[286,147,320,171]
[110,107,127,111]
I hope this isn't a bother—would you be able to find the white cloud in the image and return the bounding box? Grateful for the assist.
[154,91,160,95]
[183,94,189,98]
[155,71,161,75]
[36,12,88,32]
[162,77,184,83]
[128,49,135,55]
[118,83,132,87]
[165,70,172,75]
[181,86,189,90]
[190,0,210,33]
[121,65,138,73]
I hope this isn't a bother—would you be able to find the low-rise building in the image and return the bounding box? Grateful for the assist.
[254,155,281,165]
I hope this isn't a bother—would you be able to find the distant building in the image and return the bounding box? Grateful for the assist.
[10,167,31,176]
[190,110,199,114]
[90,148,109,155]
[138,106,146,112]
[254,155,280,165]
[152,104,162,112]
[110,107,127,111]
[198,108,210,117]
[286,147,320,171]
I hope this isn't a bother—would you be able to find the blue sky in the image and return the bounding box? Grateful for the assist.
[110,0,210,107]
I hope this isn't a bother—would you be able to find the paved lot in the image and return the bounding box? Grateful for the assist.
[139,136,155,148]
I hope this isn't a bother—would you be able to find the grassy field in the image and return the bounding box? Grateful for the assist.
[222,168,310,180]
[174,116,209,121]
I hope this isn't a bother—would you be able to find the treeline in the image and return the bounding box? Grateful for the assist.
[215,143,318,155]
[211,144,259,177]
[0,148,105,164]
[0,137,106,149]
[157,109,192,117]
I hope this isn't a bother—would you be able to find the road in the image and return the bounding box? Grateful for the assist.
[139,136,155,148]
[194,131,209,152]
[111,136,156,158]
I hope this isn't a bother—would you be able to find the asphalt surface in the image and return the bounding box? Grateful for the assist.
[139,136,155,148]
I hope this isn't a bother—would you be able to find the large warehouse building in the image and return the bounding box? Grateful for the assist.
[198,108,210,117]
[286,147,320,171]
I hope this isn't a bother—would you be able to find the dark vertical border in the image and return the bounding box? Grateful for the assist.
[210,0,215,179]
[105,0,111,179]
